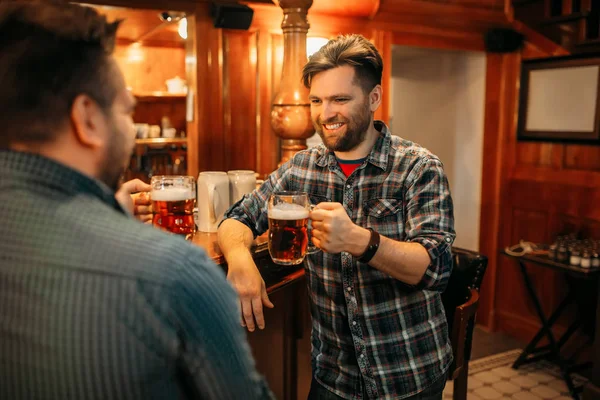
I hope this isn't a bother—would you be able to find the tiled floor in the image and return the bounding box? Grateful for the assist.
[442,348,589,400]
[470,326,526,360]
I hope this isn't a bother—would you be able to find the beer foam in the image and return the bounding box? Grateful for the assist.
[151,188,195,201]
[268,203,309,220]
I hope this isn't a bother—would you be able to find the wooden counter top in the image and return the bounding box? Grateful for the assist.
[190,231,305,294]
[190,231,268,265]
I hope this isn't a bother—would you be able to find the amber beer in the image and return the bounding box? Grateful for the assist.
[268,204,310,265]
[151,176,196,236]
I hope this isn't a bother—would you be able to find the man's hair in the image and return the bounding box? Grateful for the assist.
[302,34,383,93]
[0,0,121,147]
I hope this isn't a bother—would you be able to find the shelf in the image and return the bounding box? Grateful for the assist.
[133,91,187,102]
[135,138,187,146]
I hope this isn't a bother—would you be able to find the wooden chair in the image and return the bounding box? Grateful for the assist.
[442,247,488,400]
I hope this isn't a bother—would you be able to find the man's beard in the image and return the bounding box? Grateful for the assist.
[314,99,372,152]
[99,120,130,191]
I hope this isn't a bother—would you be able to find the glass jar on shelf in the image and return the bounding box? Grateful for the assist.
[580,249,592,268]
[569,249,581,266]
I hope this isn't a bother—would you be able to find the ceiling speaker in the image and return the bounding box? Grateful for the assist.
[211,2,254,30]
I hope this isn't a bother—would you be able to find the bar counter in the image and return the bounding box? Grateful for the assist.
[190,231,306,294]
[190,231,312,400]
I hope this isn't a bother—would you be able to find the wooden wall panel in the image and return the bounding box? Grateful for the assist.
[516,142,563,168]
[496,209,551,332]
[192,3,225,175]
[564,145,600,171]
[114,44,186,93]
[223,31,259,171]
[515,142,600,172]
[92,7,185,47]
[258,33,284,175]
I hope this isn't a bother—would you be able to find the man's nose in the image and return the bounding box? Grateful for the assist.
[321,103,337,122]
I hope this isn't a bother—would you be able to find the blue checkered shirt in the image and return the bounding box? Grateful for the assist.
[0,150,273,400]
[225,121,455,399]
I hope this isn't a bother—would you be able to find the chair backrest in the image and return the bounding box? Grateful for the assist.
[442,247,488,317]
[442,247,488,378]
[452,247,487,290]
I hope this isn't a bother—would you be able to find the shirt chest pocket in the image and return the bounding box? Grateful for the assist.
[364,198,405,240]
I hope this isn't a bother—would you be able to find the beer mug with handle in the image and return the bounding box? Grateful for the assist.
[268,191,318,265]
[151,175,196,237]
[197,171,230,233]
[227,170,256,206]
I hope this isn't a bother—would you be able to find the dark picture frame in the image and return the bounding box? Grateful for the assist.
[517,55,600,144]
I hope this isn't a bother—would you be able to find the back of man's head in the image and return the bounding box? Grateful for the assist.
[0,0,121,148]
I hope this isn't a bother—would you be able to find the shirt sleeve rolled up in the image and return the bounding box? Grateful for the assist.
[404,156,456,292]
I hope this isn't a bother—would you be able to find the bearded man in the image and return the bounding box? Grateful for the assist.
[219,34,456,400]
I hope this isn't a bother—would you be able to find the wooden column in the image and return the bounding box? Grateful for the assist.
[271,0,314,165]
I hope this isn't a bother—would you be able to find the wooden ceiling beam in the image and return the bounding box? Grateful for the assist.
[251,0,380,19]
[377,0,508,24]
[374,0,511,43]
[78,0,197,12]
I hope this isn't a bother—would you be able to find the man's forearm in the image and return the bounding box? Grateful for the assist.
[218,219,255,261]
[347,225,430,285]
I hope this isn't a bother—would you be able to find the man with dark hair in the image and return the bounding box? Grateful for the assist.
[219,34,455,399]
[0,2,272,399]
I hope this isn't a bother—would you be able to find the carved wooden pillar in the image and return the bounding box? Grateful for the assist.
[271,0,314,165]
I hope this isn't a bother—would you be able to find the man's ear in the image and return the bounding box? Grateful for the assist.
[70,94,106,149]
[369,85,383,112]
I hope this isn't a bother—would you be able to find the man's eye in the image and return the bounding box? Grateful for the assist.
[310,99,321,104]
[335,98,349,103]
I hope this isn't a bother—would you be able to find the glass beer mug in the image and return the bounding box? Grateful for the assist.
[268,191,318,265]
[151,175,197,237]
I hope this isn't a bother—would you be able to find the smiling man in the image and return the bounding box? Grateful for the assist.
[218,34,456,400]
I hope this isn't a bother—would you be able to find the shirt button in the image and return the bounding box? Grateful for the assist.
[360,354,365,358]
[377,210,382,214]
[346,185,351,189]
[347,287,352,292]
[352,321,357,326]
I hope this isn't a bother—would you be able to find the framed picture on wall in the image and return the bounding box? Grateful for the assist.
[517,55,600,144]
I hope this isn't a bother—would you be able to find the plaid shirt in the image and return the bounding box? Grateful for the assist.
[0,150,272,400]
[225,121,455,399]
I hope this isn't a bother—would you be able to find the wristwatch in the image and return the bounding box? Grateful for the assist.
[358,227,380,263]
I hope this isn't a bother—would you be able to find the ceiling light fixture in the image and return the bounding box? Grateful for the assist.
[178,18,187,40]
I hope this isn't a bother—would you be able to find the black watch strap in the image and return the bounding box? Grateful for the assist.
[358,227,380,263]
